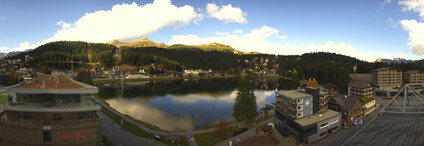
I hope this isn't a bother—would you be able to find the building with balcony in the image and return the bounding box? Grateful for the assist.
[359,98,375,117]
[328,94,363,126]
[371,67,402,89]
[348,81,374,98]
[403,70,424,84]
[0,74,101,146]
[275,87,341,144]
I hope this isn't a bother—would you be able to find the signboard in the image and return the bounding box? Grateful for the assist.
[61,130,87,140]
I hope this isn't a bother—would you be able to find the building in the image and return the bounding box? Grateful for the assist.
[402,70,424,84]
[348,81,374,98]
[275,87,341,144]
[328,94,363,125]
[371,67,402,89]
[359,98,376,116]
[0,74,101,146]
[325,85,337,98]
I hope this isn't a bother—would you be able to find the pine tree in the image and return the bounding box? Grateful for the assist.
[233,77,257,123]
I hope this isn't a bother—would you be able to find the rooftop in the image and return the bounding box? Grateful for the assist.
[348,81,371,88]
[277,89,311,99]
[349,73,372,82]
[404,70,423,74]
[294,109,339,126]
[332,94,360,110]
[372,67,399,72]
[5,74,98,94]
[345,113,424,146]
[359,97,374,104]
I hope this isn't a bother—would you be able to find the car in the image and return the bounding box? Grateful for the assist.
[225,134,232,139]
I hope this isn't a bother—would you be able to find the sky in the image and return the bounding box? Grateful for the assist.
[1,0,424,62]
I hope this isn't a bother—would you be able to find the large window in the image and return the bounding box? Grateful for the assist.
[53,113,62,121]
[77,112,90,120]
[298,99,303,104]
[20,112,33,120]
[319,131,327,137]
[297,112,303,118]
[330,118,338,125]
[320,122,329,129]
[43,131,52,142]
[297,105,303,111]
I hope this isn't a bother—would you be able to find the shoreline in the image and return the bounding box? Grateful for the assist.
[93,75,291,84]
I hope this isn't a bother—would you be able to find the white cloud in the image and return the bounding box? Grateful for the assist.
[1,0,203,53]
[56,20,72,29]
[398,0,424,56]
[169,25,376,61]
[233,29,243,34]
[386,18,398,28]
[399,19,424,56]
[216,31,230,36]
[206,3,247,24]
[399,0,424,19]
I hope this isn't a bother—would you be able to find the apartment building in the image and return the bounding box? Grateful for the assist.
[328,95,363,126]
[403,70,424,84]
[0,74,101,146]
[371,67,402,89]
[360,98,376,117]
[348,81,374,98]
[275,87,341,144]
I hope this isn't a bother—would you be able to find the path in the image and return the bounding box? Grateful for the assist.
[100,111,166,146]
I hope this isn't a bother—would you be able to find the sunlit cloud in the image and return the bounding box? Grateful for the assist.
[206,3,247,24]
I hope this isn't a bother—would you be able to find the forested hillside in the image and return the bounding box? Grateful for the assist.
[10,41,424,94]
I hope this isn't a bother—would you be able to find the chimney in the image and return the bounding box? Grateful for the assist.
[42,79,45,88]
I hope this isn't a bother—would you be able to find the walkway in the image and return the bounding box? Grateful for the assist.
[100,111,165,146]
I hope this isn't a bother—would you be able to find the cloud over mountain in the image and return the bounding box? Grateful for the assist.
[399,0,424,56]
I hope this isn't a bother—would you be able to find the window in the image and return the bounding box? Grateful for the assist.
[298,99,303,104]
[319,131,327,137]
[297,112,303,118]
[330,118,338,125]
[297,105,303,110]
[53,113,62,121]
[77,112,90,120]
[20,112,33,120]
[320,122,329,129]
[43,131,52,142]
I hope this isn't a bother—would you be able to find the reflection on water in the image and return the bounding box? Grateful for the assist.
[97,78,289,131]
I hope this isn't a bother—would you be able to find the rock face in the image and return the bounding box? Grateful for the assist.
[111,38,168,48]
[375,57,413,64]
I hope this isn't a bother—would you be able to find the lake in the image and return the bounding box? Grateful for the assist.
[96,77,291,132]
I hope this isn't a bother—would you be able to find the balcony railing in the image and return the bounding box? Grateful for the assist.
[3,101,100,112]
[0,114,101,130]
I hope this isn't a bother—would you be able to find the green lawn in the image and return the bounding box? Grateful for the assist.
[0,95,7,104]
[194,131,226,146]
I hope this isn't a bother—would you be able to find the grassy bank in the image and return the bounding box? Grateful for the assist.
[100,107,188,146]
[194,131,226,146]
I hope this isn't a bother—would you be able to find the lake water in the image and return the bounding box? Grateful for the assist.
[96,77,291,132]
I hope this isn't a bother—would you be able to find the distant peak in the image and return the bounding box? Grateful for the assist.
[140,38,151,41]
[107,39,121,45]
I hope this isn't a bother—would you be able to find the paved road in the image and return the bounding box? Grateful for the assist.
[100,111,166,146]
[215,116,276,146]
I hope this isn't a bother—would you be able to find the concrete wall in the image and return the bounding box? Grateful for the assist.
[297,96,313,118]
[307,114,342,144]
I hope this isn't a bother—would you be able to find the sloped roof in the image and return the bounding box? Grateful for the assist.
[349,74,372,82]
[348,81,371,88]
[332,94,360,111]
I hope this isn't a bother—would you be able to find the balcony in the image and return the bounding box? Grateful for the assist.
[3,101,100,112]
[0,112,101,129]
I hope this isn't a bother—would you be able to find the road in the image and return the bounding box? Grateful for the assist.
[215,116,276,146]
[100,111,166,146]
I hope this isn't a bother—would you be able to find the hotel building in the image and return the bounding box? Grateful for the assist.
[403,70,424,84]
[371,67,402,89]
[275,87,342,144]
[0,74,101,146]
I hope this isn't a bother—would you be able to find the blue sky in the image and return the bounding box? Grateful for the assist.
[1,0,424,62]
